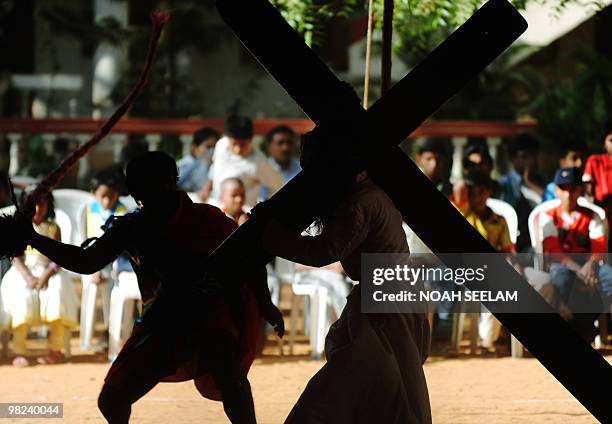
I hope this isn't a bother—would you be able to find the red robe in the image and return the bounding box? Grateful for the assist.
[103,192,261,401]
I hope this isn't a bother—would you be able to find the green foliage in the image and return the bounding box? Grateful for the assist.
[435,45,543,120]
[270,0,358,46]
[528,48,612,151]
[368,0,606,67]
[374,0,482,66]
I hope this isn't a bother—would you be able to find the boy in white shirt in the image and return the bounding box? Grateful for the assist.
[200,115,283,207]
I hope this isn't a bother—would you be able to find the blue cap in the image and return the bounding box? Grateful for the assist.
[554,167,583,186]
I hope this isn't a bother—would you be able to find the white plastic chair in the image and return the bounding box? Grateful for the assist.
[451,198,518,354]
[277,258,334,359]
[80,274,112,350]
[108,269,141,361]
[52,189,95,245]
[487,198,518,244]
[55,190,106,351]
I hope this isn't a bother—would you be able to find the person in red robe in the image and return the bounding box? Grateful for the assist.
[19,152,284,424]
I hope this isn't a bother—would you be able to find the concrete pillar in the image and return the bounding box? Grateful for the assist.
[180,134,191,158]
[450,136,468,183]
[76,134,92,182]
[145,134,162,151]
[7,133,22,177]
[486,136,502,179]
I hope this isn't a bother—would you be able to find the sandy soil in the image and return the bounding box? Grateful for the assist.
[0,337,605,424]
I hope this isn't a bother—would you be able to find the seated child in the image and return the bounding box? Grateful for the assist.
[541,167,612,340]
[459,174,515,351]
[81,167,130,351]
[451,142,501,210]
[219,177,249,225]
[1,191,78,366]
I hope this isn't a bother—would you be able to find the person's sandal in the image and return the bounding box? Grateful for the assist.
[12,356,30,367]
[36,350,65,365]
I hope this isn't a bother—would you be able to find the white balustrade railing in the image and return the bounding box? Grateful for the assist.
[0,119,536,187]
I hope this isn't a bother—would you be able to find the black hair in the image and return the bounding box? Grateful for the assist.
[416,138,448,156]
[20,188,55,220]
[508,133,539,158]
[225,115,253,139]
[462,143,493,169]
[91,167,124,193]
[193,127,220,147]
[42,192,55,220]
[465,173,493,191]
[125,151,178,197]
[265,125,295,144]
[558,142,587,159]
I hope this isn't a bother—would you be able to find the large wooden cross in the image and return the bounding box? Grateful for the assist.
[207,0,612,421]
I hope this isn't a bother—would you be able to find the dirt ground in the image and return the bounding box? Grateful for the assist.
[0,336,606,424]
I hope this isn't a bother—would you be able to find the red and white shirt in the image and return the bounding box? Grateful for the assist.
[541,205,606,263]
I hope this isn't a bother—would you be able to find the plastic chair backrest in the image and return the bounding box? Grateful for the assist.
[54,209,72,244]
[577,197,607,220]
[486,198,518,245]
[577,197,609,242]
[528,199,561,255]
[275,257,295,284]
[52,189,95,245]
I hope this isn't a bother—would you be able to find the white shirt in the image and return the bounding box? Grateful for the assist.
[210,136,283,206]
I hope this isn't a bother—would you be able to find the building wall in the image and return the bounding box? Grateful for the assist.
[187,35,306,119]
[33,0,93,118]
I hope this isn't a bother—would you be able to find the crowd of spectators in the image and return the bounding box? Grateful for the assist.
[416,121,612,351]
[2,116,612,363]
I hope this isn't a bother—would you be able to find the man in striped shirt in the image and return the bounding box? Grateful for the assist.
[541,167,612,340]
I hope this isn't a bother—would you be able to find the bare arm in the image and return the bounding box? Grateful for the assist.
[36,226,62,289]
[30,231,121,275]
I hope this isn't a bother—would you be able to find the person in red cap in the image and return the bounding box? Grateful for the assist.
[18,151,284,424]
